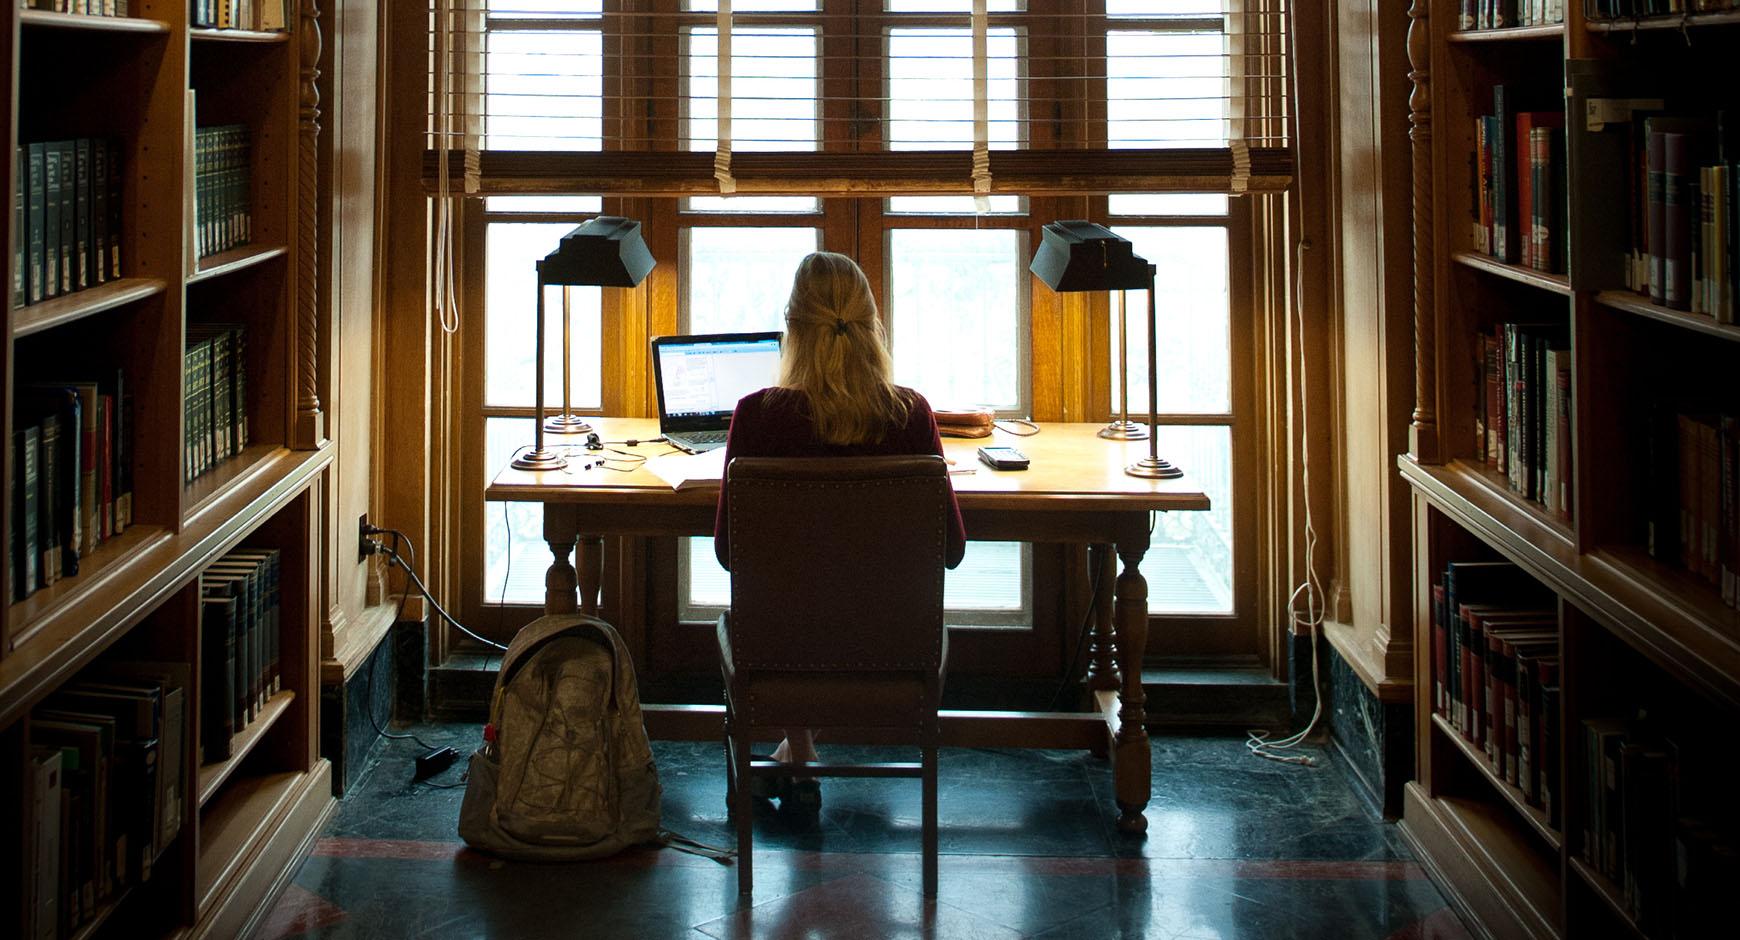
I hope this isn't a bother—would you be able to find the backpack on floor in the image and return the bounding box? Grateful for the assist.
[459,613,663,860]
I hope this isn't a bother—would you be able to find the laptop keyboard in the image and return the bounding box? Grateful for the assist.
[670,429,728,451]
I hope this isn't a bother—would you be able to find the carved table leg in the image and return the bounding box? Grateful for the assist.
[577,535,604,616]
[1111,530,1151,834]
[1085,543,1119,758]
[543,503,579,615]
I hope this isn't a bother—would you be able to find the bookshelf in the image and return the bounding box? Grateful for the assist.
[2,2,329,938]
[1403,2,1740,937]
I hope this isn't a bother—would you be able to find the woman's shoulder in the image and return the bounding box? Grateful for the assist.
[894,386,933,415]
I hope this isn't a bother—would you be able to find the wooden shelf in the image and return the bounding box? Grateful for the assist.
[196,770,303,914]
[1408,457,1575,552]
[1403,456,1740,710]
[185,444,292,525]
[1448,24,1566,43]
[18,10,172,34]
[10,278,169,338]
[1453,251,1572,296]
[7,525,173,651]
[197,690,296,807]
[0,447,330,728]
[187,244,288,285]
[1403,783,1563,939]
[1431,714,1562,852]
[1568,858,1648,939]
[190,28,292,44]
[1594,290,1740,344]
[1588,11,1740,33]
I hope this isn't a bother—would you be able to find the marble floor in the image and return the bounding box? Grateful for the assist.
[257,724,1472,940]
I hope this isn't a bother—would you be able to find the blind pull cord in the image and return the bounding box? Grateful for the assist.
[971,0,991,213]
[714,0,736,195]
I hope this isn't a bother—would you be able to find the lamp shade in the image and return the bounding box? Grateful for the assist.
[1029,220,1151,292]
[537,215,657,287]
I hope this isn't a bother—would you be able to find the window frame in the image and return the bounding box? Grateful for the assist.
[451,2,1276,675]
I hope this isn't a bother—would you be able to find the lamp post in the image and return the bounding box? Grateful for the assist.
[1029,220,1182,480]
[512,216,656,472]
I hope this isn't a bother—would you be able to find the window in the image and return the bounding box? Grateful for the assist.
[451,3,1281,667]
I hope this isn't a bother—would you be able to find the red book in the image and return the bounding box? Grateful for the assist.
[1516,113,1554,269]
[1462,606,1487,748]
[1477,117,1493,255]
[1664,131,1695,310]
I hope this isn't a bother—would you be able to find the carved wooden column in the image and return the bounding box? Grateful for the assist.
[1406,0,1438,463]
[295,2,327,448]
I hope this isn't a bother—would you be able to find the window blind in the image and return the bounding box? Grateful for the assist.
[426,0,1291,196]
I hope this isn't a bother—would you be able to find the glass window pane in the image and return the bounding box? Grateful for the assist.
[486,223,602,410]
[687,1,818,10]
[886,195,1024,215]
[886,1,1023,11]
[684,538,1028,622]
[484,195,604,214]
[685,227,820,334]
[1108,193,1228,217]
[485,30,603,151]
[1107,29,1227,148]
[489,0,601,16]
[687,28,818,152]
[887,28,1021,151]
[485,418,554,607]
[685,195,820,214]
[1106,0,1215,15]
[1107,226,1228,415]
[889,229,1023,411]
[1143,425,1232,614]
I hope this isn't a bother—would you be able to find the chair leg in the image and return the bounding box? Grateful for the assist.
[921,743,938,900]
[734,726,755,897]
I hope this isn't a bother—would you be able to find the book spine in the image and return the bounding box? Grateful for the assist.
[1702,418,1720,583]
[1541,683,1559,828]
[12,148,22,309]
[1724,416,1738,608]
[1544,348,1560,513]
[89,141,107,288]
[1517,653,1536,800]
[1478,118,1493,255]
[106,139,121,280]
[1494,87,1515,264]
[1556,356,1571,515]
[17,428,40,601]
[1680,415,1697,572]
[1650,126,1670,304]
[56,142,73,296]
[42,145,60,300]
[1433,583,1447,714]
[1665,132,1694,310]
[1518,113,1537,269]
[27,144,45,305]
[37,418,58,588]
[1713,164,1730,323]
[74,140,90,292]
[1505,324,1519,488]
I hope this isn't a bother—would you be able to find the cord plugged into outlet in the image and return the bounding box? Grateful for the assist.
[359,514,384,561]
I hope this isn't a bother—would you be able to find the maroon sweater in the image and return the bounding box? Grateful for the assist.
[713,387,967,570]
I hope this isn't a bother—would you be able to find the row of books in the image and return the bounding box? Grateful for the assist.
[11,139,125,310]
[1622,112,1737,320]
[1470,87,1566,276]
[1587,0,1740,18]
[1642,410,1740,607]
[1474,322,1571,516]
[10,374,134,604]
[1460,0,1564,29]
[184,324,250,483]
[194,125,252,261]
[28,662,187,938]
[199,547,283,764]
[1579,718,1738,937]
[23,0,132,16]
[192,0,288,31]
[1431,560,1562,825]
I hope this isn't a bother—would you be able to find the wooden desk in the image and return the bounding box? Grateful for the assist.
[487,418,1209,833]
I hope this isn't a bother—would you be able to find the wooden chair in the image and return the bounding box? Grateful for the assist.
[717,455,951,899]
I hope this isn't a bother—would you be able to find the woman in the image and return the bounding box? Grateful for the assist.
[713,251,967,809]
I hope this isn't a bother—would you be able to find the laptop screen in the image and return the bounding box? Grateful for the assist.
[652,332,783,429]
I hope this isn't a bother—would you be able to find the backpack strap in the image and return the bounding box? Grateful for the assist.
[653,828,736,864]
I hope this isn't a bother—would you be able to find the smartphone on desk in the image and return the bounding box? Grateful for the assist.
[977,446,1030,471]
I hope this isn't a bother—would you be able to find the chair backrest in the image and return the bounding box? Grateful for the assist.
[726,455,949,673]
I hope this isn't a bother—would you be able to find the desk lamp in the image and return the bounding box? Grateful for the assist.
[512,216,656,471]
[1029,220,1182,479]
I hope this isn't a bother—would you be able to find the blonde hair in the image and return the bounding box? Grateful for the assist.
[775,252,911,446]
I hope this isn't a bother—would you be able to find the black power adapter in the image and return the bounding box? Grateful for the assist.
[414,746,459,781]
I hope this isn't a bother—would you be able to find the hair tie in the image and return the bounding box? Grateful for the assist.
[834,317,849,336]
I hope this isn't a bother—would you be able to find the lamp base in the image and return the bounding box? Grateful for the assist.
[1125,456,1184,480]
[1097,420,1150,441]
[511,448,568,472]
[543,413,593,435]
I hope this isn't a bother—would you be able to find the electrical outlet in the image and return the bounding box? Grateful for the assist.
[358,513,374,562]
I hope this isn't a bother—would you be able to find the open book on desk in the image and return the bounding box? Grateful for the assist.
[644,448,728,491]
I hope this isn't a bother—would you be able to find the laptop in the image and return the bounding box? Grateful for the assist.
[651,331,783,453]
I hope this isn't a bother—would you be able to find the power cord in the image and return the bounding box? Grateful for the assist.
[994,418,1040,437]
[364,525,510,652]
[361,530,437,750]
